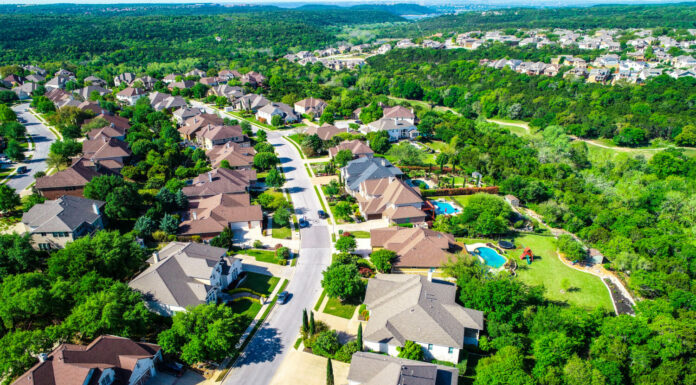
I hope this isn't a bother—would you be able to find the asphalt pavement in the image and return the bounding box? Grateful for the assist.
[3,103,57,192]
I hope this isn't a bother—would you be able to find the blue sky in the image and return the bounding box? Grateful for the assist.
[0,0,678,4]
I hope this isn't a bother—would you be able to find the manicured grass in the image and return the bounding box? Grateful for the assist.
[314,290,327,311]
[284,135,305,159]
[239,249,284,265]
[314,185,328,212]
[510,234,613,311]
[350,231,370,238]
[304,164,312,177]
[451,195,475,207]
[272,226,291,239]
[239,272,280,296]
[229,298,263,319]
[323,297,357,319]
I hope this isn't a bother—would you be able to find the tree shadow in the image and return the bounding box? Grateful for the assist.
[234,326,283,366]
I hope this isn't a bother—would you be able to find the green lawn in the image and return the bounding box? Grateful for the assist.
[239,272,280,296]
[323,297,357,319]
[239,249,284,264]
[350,231,370,238]
[510,234,613,311]
[272,226,291,239]
[283,135,305,159]
[314,290,327,311]
[451,195,475,207]
[229,298,263,319]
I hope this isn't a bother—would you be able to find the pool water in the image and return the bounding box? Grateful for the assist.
[430,200,460,215]
[475,247,507,268]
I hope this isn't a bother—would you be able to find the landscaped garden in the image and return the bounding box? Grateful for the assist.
[323,296,358,319]
[237,272,280,296]
[238,248,287,265]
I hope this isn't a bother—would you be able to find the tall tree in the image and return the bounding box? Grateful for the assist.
[326,358,334,385]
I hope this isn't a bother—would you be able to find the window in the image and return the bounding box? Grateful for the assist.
[448,347,454,354]
[427,344,433,351]
[38,243,51,251]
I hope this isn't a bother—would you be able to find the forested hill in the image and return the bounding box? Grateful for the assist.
[379,3,696,37]
[0,7,403,65]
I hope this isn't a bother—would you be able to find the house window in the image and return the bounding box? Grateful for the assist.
[427,344,433,351]
[448,347,454,354]
[38,243,51,251]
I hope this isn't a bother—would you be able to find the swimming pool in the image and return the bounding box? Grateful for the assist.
[475,247,507,269]
[430,200,460,215]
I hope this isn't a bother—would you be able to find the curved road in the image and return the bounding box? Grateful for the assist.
[5,103,57,192]
[189,101,333,385]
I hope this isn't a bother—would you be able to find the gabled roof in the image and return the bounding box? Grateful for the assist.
[182,168,256,199]
[305,123,344,141]
[12,335,160,385]
[294,97,326,109]
[22,195,104,232]
[328,139,373,158]
[83,114,131,132]
[206,142,255,168]
[382,105,415,120]
[343,157,403,192]
[180,114,225,137]
[364,275,484,349]
[179,193,262,235]
[35,159,103,190]
[347,352,458,385]
[86,124,127,140]
[368,118,417,132]
[82,137,131,160]
[370,227,456,268]
[116,87,145,97]
[199,124,243,141]
[129,241,237,309]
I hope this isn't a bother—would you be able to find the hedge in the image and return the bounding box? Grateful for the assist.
[421,186,499,197]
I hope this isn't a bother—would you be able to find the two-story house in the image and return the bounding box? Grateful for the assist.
[355,177,427,224]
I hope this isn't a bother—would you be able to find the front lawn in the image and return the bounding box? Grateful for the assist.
[272,226,291,239]
[238,272,280,296]
[323,297,357,319]
[349,231,370,238]
[229,298,262,319]
[239,248,285,264]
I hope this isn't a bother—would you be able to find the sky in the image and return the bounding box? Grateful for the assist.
[0,0,682,4]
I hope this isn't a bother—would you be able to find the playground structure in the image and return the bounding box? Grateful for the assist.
[520,247,534,264]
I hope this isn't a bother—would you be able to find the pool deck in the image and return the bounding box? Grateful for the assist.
[466,243,508,271]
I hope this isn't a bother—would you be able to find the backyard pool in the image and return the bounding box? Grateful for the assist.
[474,247,507,269]
[430,200,460,215]
[408,179,430,189]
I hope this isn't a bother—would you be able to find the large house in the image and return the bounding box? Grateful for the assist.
[305,123,345,141]
[355,177,427,224]
[11,335,161,385]
[81,137,132,172]
[21,195,105,250]
[255,102,299,124]
[363,274,484,364]
[347,352,458,385]
[240,71,266,87]
[328,139,374,159]
[84,113,131,133]
[114,72,136,87]
[367,118,418,142]
[294,97,327,118]
[197,124,246,150]
[382,106,416,124]
[35,159,104,199]
[148,92,187,112]
[129,242,242,315]
[206,142,255,169]
[116,87,146,105]
[178,193,263,239]
[208,84,244,101]
[182,168,256,200]
[173,106,205,125]
[233,94,270,112]
[341,157,403,193]
[178,113,224,141]
[370,227,459,271]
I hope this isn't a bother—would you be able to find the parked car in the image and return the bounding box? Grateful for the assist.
[17,166,27,174]
[277,291,289,304]
[299,216,309,228]
[160,361,185,377]
[318,209,328,219]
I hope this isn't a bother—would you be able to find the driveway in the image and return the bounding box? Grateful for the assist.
[188,102,334,385]
[4,103,57,192]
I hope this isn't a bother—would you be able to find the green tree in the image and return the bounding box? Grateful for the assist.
[0,273,65,330]
[320,107,335,125]
[134,215,158,237]
[397,340,424,361]
[357,323,363,350]
[158,304,246,365]
[302,134,324,157]
[370,249,396,273]
[366,131,390,154]
[474,346,534,385]
[0,234,41,277]
[674,125,696,146]
[334,149,353,167]
[159,213,179,234]
[4,140,24,162]
[104,184,141,220]
[334,201,353,220]
[309,310,315,335]
[557,235,585,262]
[324,180,341,197]
[313,330,340,357]
[265,167,286,188]
[302,309,309,334]
[335,235,357,253]
[273,206,291,227]
[326,357,334,385]
[48,139,82,167]
[253,152,280,170]
[0,104,16,122]
[386,142,424,166]
[210,227,234,250]
[0,184,20,212]
[321,262,363,300]
[256,129,267,142]
[271,114,283,127]
[0,329,54,384]
[84,175,127,200]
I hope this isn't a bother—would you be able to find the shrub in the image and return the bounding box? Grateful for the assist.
[253,240,263,248]
[276,246,290,259]
[152,230,167,242]
[334,340,360,362]
[312,331,340,357]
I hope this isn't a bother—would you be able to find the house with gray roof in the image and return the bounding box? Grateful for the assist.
[363,274,484,363]
[21,195,105,250]
[367,117,418,142]
[128,242,242,315]
[341,157,403,193]
[347,352,457,385]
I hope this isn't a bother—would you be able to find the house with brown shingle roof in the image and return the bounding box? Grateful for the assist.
[240,71,266,87]
[116,87,146,105]
[86,125,127,141]
[81,137,131,172]
[11,335,161,385]
[179,113,224,141]
[355,177,426,224]
[305,123,345,141]
[83,113,131,133]
[328,139,373,159]
[178,193,263,239]
[182,168,256,201]
[35,158,106,199]
[370,227,459,270]
[294,97,327,118]
[382,105,416,124]
[206,142,255,170]
[362,274,484,364]
[347,352,458,385]
[197,124,246,150]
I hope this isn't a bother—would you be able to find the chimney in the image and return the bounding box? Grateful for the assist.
[208,171,213,182]
[192,211,197,220]
[152,252,159,263]
[92,203,100,215]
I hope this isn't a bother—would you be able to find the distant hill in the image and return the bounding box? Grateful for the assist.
[350,3,436,15]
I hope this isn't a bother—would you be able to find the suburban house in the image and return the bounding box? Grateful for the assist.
[162,73,182,84]
[197,124,246,150]
[86,124,127,141]
[199,77,219,86]
[383,105,416,124]
[168,80,195,90]
[240,71,266,87]
[21,195,105,250]
[25,73,46,83]
[54,68,75,79]
[44,75,69,90]
[367,118,418,142]
[114,72,136,87]
[233,93,270,112]
[178,193,263,239]
[355,177,427,224]
[218,69,242,81]
[84,113,131,133]
[341,157,403,193]
[363,274,484,364]
[209,84,244,100]
[305,123,345,141]
[186,68,207,77]
[84,75,107,87]
[12,82,37,100]
[328,139,374,159]
[75,85,111,100]
[173,106,205,125]
[35,158,104,199]
[134,75,157,90]
[11,336,161,385]
[129,242,242,315]
[116,87,146,105]
[255,102,299,124]
[179,113,224,141]
[81,137,132,172]
[370,227,459,272]
[347,352,458,385]
[206,142,256,169]
[182,168,257,200]
[148,92,187,111]
[294,97,327,118]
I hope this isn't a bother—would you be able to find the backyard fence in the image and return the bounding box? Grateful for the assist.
[421,186,499,197]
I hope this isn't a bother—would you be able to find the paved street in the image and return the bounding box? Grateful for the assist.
[188,102,334,385]
[4,103,57,192]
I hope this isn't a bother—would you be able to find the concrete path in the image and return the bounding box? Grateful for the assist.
[3,103,57,192]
